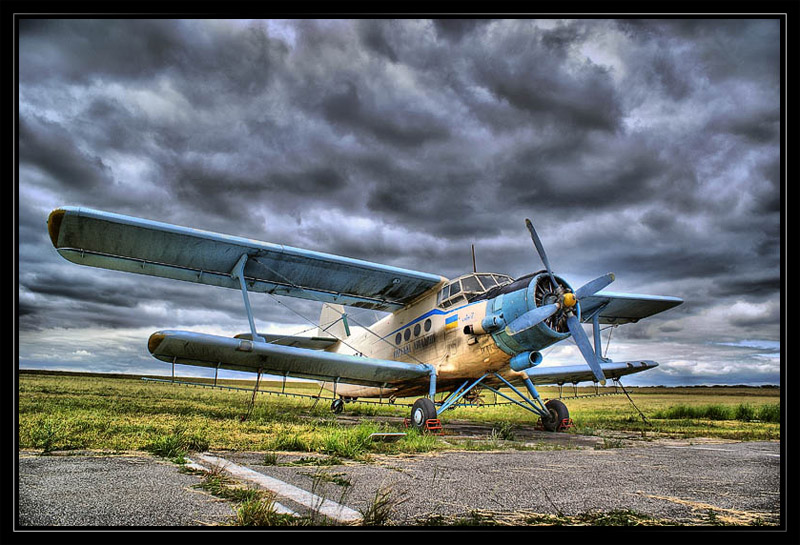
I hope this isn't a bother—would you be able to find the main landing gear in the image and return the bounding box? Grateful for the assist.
[410,398,437,430]
[540,398,571,432]
[406,394,572,434]
[405,367,578,433]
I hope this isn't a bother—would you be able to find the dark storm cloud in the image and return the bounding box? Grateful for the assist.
[497,134,665,211]
[319,80,452,147]
[18,18,782,384]
[432,19,493,42]
[19,115,114,190]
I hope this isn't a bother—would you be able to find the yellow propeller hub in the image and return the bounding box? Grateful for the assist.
[563,292,577,307]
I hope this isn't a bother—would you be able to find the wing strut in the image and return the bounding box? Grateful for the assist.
[231,254,264,343]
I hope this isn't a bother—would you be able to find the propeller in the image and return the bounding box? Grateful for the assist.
[522,217,616,384]
[505,303,560,336]
[525,218,557,289]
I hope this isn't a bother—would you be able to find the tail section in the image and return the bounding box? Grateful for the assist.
[318,303,351,340]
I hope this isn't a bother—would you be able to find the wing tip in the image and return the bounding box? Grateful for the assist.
[148,331,167,354]
[47,208,66,248]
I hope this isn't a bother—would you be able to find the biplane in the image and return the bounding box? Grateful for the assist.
[47,207,682,432]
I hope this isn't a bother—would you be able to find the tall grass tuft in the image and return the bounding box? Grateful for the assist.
[29,417,65,454]
[145,423,209,460]
[360,485,407,526]
[321,422,379,460]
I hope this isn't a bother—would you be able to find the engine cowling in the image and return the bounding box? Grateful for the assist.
[485,272,574,364]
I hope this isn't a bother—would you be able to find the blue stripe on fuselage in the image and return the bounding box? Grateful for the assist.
[383,300,483,339]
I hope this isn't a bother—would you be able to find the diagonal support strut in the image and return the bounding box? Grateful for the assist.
[232,254,264,343]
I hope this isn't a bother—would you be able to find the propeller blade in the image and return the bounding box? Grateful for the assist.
[574,273,615,300]
[505,303,560,336]
[525,218,558,289]
[566,314,607,384]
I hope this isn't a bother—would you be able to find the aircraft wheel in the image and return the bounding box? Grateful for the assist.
[542,399,569,432]
[410,398,437,431]
[331,398,344,414]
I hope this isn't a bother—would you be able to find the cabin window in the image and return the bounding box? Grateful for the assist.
[413,323,421,337]
[449,281,461,296]
[395,332,402,345]
[424,318,432,332]
[449,295,466,307]
[404,329,411,341]
[436,284,450,306]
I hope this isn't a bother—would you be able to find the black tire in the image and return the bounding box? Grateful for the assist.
[331,398,344,414]
[542,399,569,432]
[410,398,437,431]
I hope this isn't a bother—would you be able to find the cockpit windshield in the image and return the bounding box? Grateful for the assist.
[437,273,514,308]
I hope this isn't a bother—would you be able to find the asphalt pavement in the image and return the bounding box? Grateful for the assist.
[16,437,781,528]
[17,452,233,527]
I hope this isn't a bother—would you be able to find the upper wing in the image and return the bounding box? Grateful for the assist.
[579,291,683,325]
[48,207,445,311]
[148,330,433,387]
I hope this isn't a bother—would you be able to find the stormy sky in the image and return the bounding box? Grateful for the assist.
[17,18,782,385]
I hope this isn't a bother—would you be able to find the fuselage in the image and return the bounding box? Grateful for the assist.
[324,270,575,399]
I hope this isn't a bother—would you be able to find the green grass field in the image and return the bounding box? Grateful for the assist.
[18,370,780,459]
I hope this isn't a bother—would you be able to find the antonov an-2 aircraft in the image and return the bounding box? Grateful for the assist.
[47,207,682,432]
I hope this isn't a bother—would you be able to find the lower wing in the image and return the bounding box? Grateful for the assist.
[148,330,433,388]
[522,360,658,385]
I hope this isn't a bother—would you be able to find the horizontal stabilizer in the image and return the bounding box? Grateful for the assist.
[523,360,658,385]
[148,330,433,387]
[48,207,445,311]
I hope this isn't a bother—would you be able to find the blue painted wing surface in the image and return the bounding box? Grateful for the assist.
[579,291,683,324]
[233,333,339,350]
[523,360,659,385]
[48,207,445,311]
[148,330,433,387]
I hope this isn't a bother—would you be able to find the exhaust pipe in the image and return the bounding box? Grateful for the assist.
[510,351,543,372]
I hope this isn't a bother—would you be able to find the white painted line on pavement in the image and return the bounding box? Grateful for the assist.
[184,457,298,516]
[194,453,362,523]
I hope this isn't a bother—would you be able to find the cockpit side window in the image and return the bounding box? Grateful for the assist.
[492,274,513,286]
[461,275,483,293]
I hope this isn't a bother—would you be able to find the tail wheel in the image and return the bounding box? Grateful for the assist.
[410,398,437,431]
[542,399,569,432]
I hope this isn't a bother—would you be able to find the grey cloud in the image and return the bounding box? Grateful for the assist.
[357,19,399,62]
[432,19,492,42]
[319,80,452,147]
[19,115,114,190]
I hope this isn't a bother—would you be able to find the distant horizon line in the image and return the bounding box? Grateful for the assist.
[16,367,781,388]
